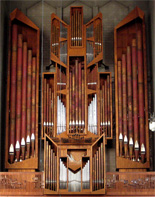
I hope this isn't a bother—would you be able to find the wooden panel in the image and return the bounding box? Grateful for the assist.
[106,172,155,196]
[0,172,43,196]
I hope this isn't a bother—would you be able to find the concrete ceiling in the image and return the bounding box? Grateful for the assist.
[4,0,150,11]
[5,0,112,10]
[45,0,110,8]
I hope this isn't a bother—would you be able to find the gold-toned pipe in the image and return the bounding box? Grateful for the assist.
[102,85,105,134]
[77,11,80,46]
[69,72,72,132]
[26,141,30,159]
[45,141,49,188]
[79,12,82,46]
[46,83,49,135]
[99,22,101,52]
[92,156,94,191]
[75,10,77,46]
[56,27,58,57]
[55,155,57,191]
[53,26,55,55]
[51,149,53,190]
[48,145,51,190]
[100,143,104,188]
[74,11,75,46]
[98,147,101,189]
[96,150,99,190]
[72,14,73,46]
[21,145,25,160]
[96,25,99,55]
[119,133,123,157]
[53,152,55,191]
[94,154,97,191]
[107,76,110,137]
[100,89,103,135]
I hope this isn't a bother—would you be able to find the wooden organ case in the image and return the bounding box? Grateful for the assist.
[5,9,40,171]
[2,5,154,197]
[114,7,150,171]
[42,6,112,195]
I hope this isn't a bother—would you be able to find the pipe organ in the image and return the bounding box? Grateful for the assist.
[4,5,151,196]
[114,7,150,170]
[43,6,107,195]
[5,9,39,170]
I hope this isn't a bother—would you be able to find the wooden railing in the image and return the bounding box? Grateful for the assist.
[106,172,155,196]
[0,172,44,196]
[0,171,154,196]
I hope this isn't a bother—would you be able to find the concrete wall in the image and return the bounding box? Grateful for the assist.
[0,0,10,171]
[149,0,155,171]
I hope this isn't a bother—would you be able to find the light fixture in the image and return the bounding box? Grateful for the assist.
[149,112,155,132]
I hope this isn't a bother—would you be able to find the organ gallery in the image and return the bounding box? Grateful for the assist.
[0,1,155,196]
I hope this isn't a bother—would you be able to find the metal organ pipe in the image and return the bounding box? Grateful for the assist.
[82,160,90,189]
[59,159,67,189]
[88,94,97,134]
[68,169,81,192]
[57,96,66,134]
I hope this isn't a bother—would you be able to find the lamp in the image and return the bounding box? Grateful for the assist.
[149,112,155,131]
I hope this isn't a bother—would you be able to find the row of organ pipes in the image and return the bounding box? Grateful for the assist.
[59,159,67,189]
[43,78,54,137]
[69,59,85,133]
[57,158,90,192]
[94,22,102,57]
[57,66,66,91]
[88,94,97,134]
[86,24,94,64]
[100,75,111,137]
[57,66,67,135]
[92,142,104,191]
[118,30,146,163]
[9,24,36,163]
[71,8,82,46]
[87,65,98,134]
[51,23,59,58]
[68,169,81,192]
[42,66,113,138]
[86,41,94,64]
[57,95,66,134]
[87,65,97,90]
[45,140,57,191]
[82,160,90,189]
